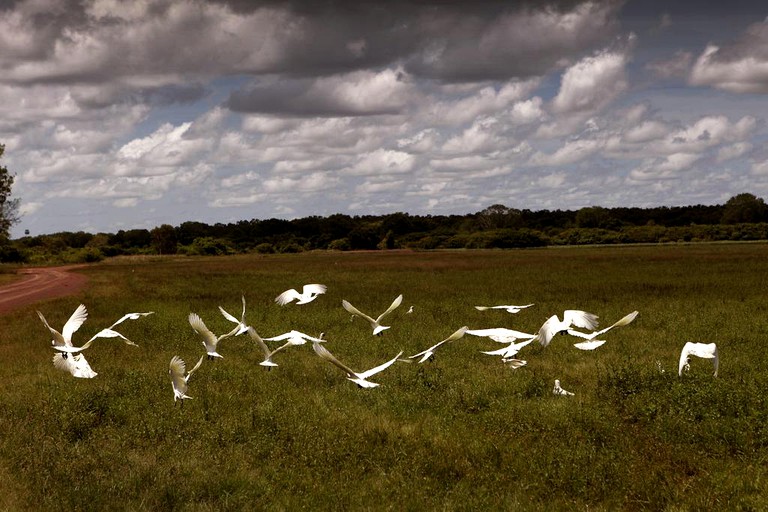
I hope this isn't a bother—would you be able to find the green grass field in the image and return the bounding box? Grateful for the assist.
[2,245,768,510]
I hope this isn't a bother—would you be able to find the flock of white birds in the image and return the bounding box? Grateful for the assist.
[36,282,719,405]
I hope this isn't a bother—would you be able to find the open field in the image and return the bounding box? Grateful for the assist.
[2,244,768,510]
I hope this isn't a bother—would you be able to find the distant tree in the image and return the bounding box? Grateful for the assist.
[575,206,618,229]
[721,193,767,224]
[475,204,523,230]
[0,144,20,240]
[151,224,178,255]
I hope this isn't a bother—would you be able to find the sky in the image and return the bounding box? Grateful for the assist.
[2,0,768,237]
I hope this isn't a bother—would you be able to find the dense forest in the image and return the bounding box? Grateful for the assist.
[3,193,768,264]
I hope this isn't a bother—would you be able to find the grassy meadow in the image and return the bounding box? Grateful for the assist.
[2,244,768,510]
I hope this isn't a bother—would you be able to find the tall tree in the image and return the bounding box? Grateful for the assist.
[0,144,20,240]
[721,193,767,224]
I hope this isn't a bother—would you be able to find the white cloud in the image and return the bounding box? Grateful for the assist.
[551,44,631,114]
[689,20,768,93]
[343,149,416,176]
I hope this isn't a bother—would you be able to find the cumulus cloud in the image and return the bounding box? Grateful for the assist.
[226,68,418,117]
[689,20,768,93]
[551,41,632,114]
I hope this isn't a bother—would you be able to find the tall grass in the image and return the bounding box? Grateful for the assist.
[1,244,768,510]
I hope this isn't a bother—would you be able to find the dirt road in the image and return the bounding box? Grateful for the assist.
[0,265,88,315]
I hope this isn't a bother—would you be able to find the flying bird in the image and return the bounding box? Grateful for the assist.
[312,340,402,388]
[568,310,639,350]
[246,326,279,369]
[678,342,719,377]
[553,379,574,396]
[261,330,325,363]
[466,327,535,344]
[409,326,468,363]
[219,295,249,336]
[534,310,599,347]
[188,312,233,360]
[52,353,98,379]
[480,337,535,361]
[474,304,534,314]
[275,284,327,306]
[342,294,403,336]
[37,304,142,358]
[169,354,205,406]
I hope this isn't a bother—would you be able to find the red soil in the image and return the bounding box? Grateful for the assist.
[0,265,89,315]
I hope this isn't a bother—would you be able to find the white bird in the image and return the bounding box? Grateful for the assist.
[534,310,599,347]
[263,330,325,348]
[188,312,233,360]
[474,303,534,314]
[342,294,403,336]
[678,342,719,377]
[312,340,402,388]
[219,295,249,336]
[568,310,639,350]
[246,327,279,369]
[275,284,327,306]
[37,304,141,358]
[553,379,574,396]
[466,327,535,344]
[169,354,205,406]
[408,326,468,363]
[52,353,98,379]
[480,337,535,360]
[407,306,414,314]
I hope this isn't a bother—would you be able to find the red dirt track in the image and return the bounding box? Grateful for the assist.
[0,265,88,315]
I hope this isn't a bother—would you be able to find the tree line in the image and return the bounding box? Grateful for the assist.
[4,192,768,264]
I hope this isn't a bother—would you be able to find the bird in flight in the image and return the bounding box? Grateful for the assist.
[275,284,327,306]
[408,326,468,363]
[342,294,403,336]
[312,339,402,388]
[169,354,205,406]
[474,303,534,314]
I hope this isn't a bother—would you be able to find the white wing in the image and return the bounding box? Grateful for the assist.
[375,294,403,323]
[563,310,599,331]
[573,340,607,350]
[409,326,467,363]
[568,311,638,340]
[52,353,97,378]
[106,311,154,330]
[186,354,205,382]
[357,350,404,379]
[86,328,138,346]
[61,304,89,343]
[302,283,327,296]
[188,313,220,351]
[535,315,561,347]
[341,300,377,325]
[466,328,534,343]
[169,356,188,394]
[275,289,302,306]
[264,330,324,343]
[313,341,357,378]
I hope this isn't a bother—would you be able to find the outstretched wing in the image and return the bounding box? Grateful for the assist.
[375,294,403,323]
[186,354,206,382]
[302,284,327,296]
[107,311,154,330]
[62,304,89,343]
[37,310,68,347]
[341,300,376,325]
[358,350,404,379]
[86,328,138,346]
[275,289,301,306]
[563,310,599,331]
[169,355,187,392]
[313,342,357,378]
